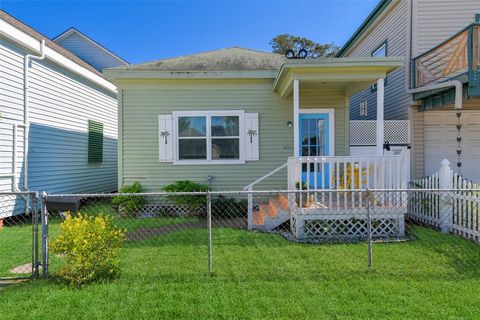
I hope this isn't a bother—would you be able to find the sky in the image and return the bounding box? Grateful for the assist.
[1,0,379,64]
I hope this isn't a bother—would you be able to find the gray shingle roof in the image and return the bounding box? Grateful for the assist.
[109,47,285,71]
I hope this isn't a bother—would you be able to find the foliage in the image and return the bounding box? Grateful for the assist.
[3,226,480,319]
[50,213,125,287]
[163,180,209,213]
[295,181,309,190]
[112,182,147,216]
[270,34,340,58]
[211,195,248,218]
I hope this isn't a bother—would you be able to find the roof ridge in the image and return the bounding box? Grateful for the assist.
[128,46,282,67]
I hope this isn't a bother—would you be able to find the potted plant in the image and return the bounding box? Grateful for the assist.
[294,181,314,208]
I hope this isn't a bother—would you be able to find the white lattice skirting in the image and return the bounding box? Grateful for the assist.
[290,211,405,240]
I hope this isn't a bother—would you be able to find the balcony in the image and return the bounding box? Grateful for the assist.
[413,23,480,97]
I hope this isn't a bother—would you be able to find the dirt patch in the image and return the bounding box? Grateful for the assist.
[9,263,33,274]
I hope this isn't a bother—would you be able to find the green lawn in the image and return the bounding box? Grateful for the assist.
[1,221,480,319]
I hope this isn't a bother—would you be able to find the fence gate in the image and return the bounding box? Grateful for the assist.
[0,192,40,280]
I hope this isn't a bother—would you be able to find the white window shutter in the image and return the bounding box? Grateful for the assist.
[245,113,259,161]
[158,115,174,162]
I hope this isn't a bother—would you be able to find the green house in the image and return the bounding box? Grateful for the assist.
[104,47,403,192]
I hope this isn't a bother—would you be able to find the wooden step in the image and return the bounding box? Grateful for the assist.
[253,210,265,225]
[267,200,280,218]
[277,193,290,211]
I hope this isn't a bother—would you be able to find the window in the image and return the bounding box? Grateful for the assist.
[371,41,388,92]
[476,13,480,22]
[359,99,368,117]
[88,120,103,163]
[174,111,243,163]
[372,41,387,58]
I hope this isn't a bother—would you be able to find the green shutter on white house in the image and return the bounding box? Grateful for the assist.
[88,120,103,163]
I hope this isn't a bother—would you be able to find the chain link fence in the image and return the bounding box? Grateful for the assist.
[0,192,40,279]
[1,189,480,281]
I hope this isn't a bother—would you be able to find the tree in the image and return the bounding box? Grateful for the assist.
[270,34,340,58]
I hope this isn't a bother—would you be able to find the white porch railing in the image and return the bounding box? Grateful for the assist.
[287,155,408,191]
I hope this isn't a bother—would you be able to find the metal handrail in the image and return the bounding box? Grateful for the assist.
[243,162,288,191]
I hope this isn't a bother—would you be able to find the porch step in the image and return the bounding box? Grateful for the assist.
[252,194,291,231]
[277,193,290,211]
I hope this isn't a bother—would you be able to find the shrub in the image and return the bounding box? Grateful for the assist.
[50,213,125,287]
[163,180,209,213]
[211,196,248,218]
[112,182,146,216]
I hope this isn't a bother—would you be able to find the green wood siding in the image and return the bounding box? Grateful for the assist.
[119,80,348,191]
[88,120,104,163]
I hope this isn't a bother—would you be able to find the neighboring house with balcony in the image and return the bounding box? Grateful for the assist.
[337,0,480,181]
[0,10,127,216]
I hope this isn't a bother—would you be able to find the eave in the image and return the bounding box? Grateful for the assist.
[272,57,404,98]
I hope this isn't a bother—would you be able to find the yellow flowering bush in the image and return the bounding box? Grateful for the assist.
[50,213,126,286]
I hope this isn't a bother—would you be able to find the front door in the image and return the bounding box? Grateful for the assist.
[299,112,331,188]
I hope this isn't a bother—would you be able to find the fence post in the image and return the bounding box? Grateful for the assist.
[366,189,373,268]
[207,191,212,275]
[32,192,40,279]
[41,191,49,278]
[247,187,253,230]
[439,159,453,233]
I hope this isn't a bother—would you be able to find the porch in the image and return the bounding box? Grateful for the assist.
[246,57,407,240]
[247,155,408,240]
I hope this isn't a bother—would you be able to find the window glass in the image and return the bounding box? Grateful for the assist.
[212,138,240,159]
[211,116,239,136]
[176,113,241,161]
[178,116,206,137]
[372,43,387,57]
[179,139,207,160]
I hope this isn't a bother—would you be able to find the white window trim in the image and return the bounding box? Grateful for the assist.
[172,110,245,165]
[298,108,335,156]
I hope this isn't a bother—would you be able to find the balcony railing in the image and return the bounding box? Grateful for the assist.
[413,23,480,89]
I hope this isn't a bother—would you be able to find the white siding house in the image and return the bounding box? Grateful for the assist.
[53,28,128,71]
[0,11,120,216]
[338,0,480,181]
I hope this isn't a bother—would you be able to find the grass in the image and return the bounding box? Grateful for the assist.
[1,219,480,319]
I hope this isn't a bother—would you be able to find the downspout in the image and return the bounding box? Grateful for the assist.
[408,80,463,111]
[23,39,46,191]
[405,0,413,92]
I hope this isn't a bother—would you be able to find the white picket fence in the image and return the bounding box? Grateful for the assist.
[409,159,480,241]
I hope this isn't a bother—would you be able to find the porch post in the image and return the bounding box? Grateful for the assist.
[376,78,385,156]
[293,79,300,157]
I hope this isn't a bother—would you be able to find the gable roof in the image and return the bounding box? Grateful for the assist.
[109,47,285,72]
[0,10,104,77]
[53,27,128,65]
[336,0,393,57]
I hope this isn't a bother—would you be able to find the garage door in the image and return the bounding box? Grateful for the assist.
[424,110,480,182]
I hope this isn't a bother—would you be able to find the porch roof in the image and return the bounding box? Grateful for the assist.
[272,57,404,98]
